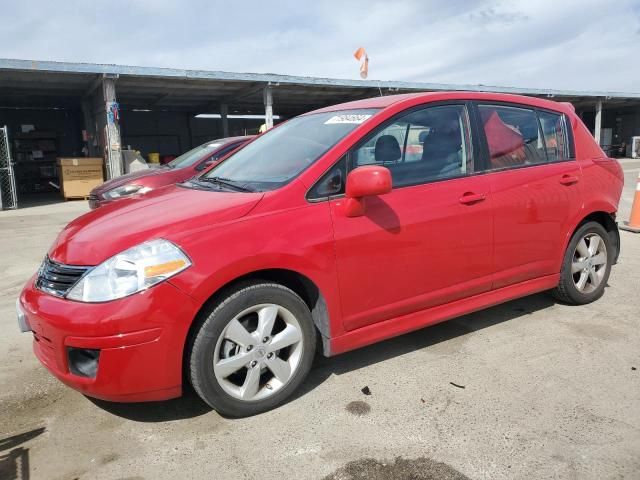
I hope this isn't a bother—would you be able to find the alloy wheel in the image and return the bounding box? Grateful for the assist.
[213,303,303,401]
[571,233,608,294]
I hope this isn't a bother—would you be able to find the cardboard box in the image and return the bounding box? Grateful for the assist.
[57,157,104,199]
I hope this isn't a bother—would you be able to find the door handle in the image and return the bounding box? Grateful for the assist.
[459,192,486,205]
[559,174,579,186]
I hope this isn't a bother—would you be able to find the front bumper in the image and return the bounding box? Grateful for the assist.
[19,278,199,402]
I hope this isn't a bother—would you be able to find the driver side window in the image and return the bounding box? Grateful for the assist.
[350,104,473,188]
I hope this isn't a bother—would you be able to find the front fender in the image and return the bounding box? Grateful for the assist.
[168,202,345,339]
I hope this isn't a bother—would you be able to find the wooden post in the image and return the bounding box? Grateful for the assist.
[88,74,122,179]
[102,76,123,179]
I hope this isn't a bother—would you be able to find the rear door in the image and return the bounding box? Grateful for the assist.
[317,103,494,332]
[474,103,581,288]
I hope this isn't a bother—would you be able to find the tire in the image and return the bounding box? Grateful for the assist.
[188,282,316,417]
[552,221,613,305]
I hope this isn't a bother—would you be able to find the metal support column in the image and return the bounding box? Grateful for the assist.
[594,100,603,145]
[263,85,273,130]
[220,103,229,137]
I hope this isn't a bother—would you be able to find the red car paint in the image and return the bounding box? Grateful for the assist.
[88,136,253,209]
[19,92,623,402]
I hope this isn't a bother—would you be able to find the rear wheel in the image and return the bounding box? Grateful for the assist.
[552,221,612,305]
[188,282,316,417]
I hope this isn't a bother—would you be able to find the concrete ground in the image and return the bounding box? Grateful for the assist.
[1,161,639,480]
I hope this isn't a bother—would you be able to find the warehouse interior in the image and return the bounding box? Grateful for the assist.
[1,58,640,208]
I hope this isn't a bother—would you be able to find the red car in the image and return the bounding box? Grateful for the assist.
[88,136,253,208]
[18,92,623,417]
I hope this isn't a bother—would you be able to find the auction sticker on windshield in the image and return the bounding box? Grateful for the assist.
[324,114,372,124]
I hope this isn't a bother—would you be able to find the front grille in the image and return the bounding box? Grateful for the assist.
[35,256,90,297]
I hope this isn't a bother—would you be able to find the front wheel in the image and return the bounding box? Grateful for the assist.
[188,282,316,417]
[552,221,613,305]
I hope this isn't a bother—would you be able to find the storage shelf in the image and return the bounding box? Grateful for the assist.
[12,131,60,196]
[16,159,57,163]
[14,132,58,139]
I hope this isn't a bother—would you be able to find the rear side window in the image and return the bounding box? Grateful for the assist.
[478,104,546,170]
[538,111,569,161]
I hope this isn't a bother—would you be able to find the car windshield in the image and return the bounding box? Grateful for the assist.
[202,109,379,191]
[167,140,226,169]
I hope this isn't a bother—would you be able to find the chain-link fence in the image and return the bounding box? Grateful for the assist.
[0,126,18,209]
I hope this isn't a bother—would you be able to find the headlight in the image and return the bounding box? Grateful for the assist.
[103,184,151,200]
[67,239,191,302]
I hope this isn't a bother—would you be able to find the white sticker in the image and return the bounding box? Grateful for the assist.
[324,114,372,125]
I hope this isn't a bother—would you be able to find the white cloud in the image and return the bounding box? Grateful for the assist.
[1,0,639,92]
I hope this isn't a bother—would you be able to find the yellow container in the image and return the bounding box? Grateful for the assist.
[148,152,160,164]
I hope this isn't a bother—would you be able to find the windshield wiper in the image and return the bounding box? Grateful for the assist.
[200,176,256,192]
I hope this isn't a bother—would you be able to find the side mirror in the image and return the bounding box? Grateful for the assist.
[344,165,392,217]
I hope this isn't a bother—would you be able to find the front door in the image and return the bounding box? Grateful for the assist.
[327,103,495,332]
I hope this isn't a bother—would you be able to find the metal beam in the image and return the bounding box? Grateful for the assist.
[595,100,603,145]
[83,75,103,98]
[195,82,265,114]
[227,82,265,102]
[264,85,273,130]
[149,92,170,106]
[83,73,118,98]
[220,103,229,137]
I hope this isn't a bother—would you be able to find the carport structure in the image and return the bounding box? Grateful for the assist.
[1,58,640,199]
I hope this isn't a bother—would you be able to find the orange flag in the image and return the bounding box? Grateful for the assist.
[353,47,369,79]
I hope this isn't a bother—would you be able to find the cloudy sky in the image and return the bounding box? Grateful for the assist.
[2,0,639,92]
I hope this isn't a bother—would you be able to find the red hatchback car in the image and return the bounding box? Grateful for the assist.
[88,136,253,208]
[18,92,623,417]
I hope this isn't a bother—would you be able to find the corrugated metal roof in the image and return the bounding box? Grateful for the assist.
[2,57,640,99]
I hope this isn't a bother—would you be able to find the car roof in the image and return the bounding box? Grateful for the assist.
[306,91,572,115]
[200,135,255,148]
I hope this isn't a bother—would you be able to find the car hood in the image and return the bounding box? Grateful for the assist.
[91,167,169,195]
[49,184,264,265]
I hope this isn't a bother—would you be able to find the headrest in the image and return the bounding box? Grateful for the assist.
[374,135,401,163]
